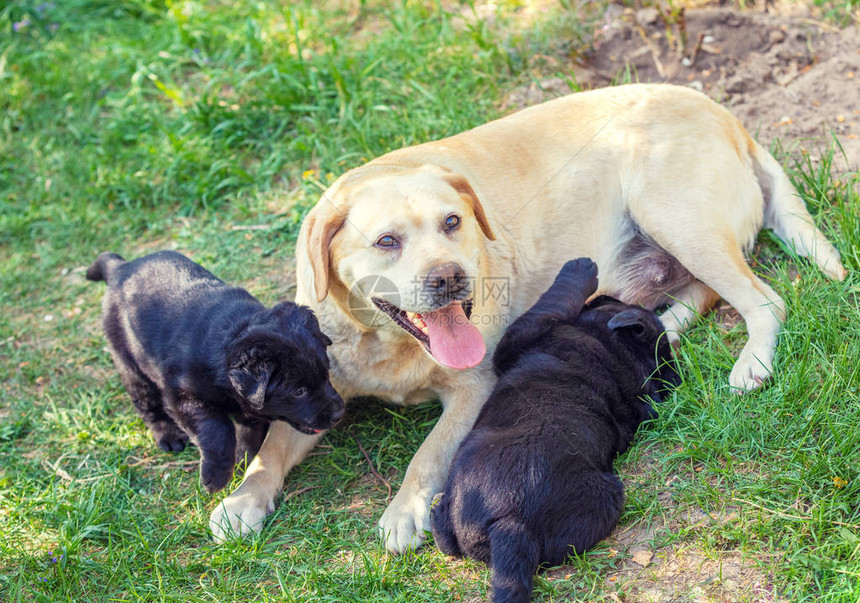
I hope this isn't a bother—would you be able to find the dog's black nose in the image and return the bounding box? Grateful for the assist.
[424,263,467,300]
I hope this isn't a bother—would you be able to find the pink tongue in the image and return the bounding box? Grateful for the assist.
[422,303,486,370]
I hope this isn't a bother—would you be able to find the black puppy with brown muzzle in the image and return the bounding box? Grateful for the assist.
[430,258,679,603]
[87,250,344,493]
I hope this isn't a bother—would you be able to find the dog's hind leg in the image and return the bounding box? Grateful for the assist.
[545,471,625,563]
[429,493,462,557]
[487,518,539,603]
[644,227,786,392]
[120,367,189,452]
[659,280,721,347]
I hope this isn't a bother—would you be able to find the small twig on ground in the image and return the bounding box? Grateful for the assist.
[676,7,688,56]
[798,17,841,33]
[42,458,74,482]
[733,497,860,530]
[125,455,198,469]
[631,17,666,78]
[689,31,705,67]
[282,485,317,503]
[350,431,392,502]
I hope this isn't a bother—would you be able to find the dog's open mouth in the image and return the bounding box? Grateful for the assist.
[371,298,486,370]
[283,418,324,436]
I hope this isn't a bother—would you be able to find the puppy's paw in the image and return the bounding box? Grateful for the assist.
[209,490,275,543]
[200,461,234,493]
[560,257,598,284]
[152,423,189,452]
[553,258,599,313]
[728,349,772,393]
[378,489,433,554]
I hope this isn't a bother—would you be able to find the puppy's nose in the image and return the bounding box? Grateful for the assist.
[424,263,466,298]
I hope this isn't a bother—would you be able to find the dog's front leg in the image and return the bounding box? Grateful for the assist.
[176,408,237,494]
[494,258,598,374]
[209,420,323,541]
[378,371,494,553]
[233,417,269,469]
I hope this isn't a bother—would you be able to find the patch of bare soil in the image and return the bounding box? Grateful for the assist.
[541,447,783,603]
[597,508,780,603]
[504,5,860,174]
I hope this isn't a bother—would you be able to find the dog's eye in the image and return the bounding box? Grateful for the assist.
[293,387,307,398]
[375,234,399,249]
[443,214,460,233]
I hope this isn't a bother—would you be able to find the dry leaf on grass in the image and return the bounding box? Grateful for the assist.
[631,549,654,567]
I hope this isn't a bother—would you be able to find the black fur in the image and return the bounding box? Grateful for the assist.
[87,250,344,492]
[430,258,680,603]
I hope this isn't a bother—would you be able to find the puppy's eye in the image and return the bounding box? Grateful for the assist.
[293,387,307,398]
[375,234,399,249]
[443,214,460,233]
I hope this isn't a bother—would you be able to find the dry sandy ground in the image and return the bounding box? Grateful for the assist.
[504,4,860,177]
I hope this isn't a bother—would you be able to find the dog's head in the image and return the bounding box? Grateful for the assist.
[226,303,344,435]
[298,166,496,370]
[578,296,681,401]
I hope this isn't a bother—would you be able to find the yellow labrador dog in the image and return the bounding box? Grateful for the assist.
[210,83,845,552]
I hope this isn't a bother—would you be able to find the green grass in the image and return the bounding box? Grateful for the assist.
[1,1,858,601]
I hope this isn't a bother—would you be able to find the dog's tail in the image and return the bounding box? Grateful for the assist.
[487,518,539,603]
[753,141,846,281]
[86,252,126,283]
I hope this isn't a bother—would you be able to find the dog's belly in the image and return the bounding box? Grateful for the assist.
[606,226,696,309]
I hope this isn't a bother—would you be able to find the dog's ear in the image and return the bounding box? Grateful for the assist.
[274,302,333,347]
[303,201,347,303]
[227,355,271,410]
[443,174,496,241]
[607,309,649,339]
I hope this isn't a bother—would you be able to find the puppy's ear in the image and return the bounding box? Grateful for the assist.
[303,201,347,303]
[275,302,333,347]
[443,174,496,241]
[607,309,649,338]
[228,358,271,410]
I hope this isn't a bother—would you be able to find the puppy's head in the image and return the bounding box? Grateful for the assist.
[299,166,495,370]
[578,296,680,400]
[226,303,344,435]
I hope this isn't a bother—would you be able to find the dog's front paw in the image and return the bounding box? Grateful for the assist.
[728,348,773,393]
[152,423,189,452]
[209,489,275,542]
[200,460,235,493]
[560,257,598,286]
[378,489,433,554]
[555,258,599,306]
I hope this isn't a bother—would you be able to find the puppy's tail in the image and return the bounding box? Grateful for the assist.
[753,141,846,281]
[488,518,539,603]
[86,252,126,283]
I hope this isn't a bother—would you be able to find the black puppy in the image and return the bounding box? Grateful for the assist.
[430,258,679,603]
[87,250,344,492]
